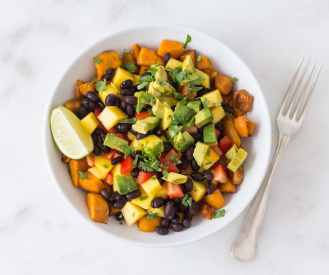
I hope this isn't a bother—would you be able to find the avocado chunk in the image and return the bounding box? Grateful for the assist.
[183,115,195,127]
[148,82,161,97]
[115,175,138,195]
[104,134,128,152]
[187,100,201,113]
[193,142,209,166]
[132,117,160,134]
[164,172,188,184]
[225,144,238,160]
[173,131,195,152]
[203,124,217,145]
[166,125,183,142]
[136,92,146,113]
[152,98,164,119]
[172,101,195,125]
[154,66,168,81]
[195,108,214,128]
[182,55,195,74]
[227,148,248,172]
[153,79,174,95]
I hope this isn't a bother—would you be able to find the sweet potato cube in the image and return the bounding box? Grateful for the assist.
[76,80,85,99]
[247,121,255,136]
[157,40,184,59]
[79,171,105,193]
[233,89,254,113]
[203,189,225,209]
[65,98,82,113]
[219,178,237,193]
[196,55,213,71]
[132,44,141,60]
[122,53,138,74]
[137,48,164,66]
[215,74,233,95]
[228,166,243,185]
[234,115,249,138]
[69,158,89,187]
[204,69,218,81]
[62,154,71,164]
[138,216,163,232]
[177,212,184,223]
[139,65,150,75]
[86,193,109,224]
[78,82,95,96]
[199,201,214,220]
[180,50,196,65]
[94,51,122,78]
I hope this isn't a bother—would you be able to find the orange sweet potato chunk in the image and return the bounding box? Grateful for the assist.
[94,51,122,78]
[137,48,164,66]
[132,44,141,60]
[122,53,138,74]
[199,202,214,220]
[234,115,249,138]
[246,121,255,136]
[78,82,95,96]
[79,171,105,193]
[157,40,184,59]
[203,189,225,209]
[69,158,89,188]
[233,89,254,113]
[228,166,243,185]
[76,80,85,98]
[215,74,233,95]
[204,69,218,81]
[180,50,196,65]
[86,193,109,224]
[196,55,213,71]
[138,216,163,232]
[219,179,237,193]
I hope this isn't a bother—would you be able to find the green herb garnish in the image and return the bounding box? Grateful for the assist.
[118,117,137,124]
[203,97,211,108]
[147,108,153,114]
[170,155,182,165]
[183,34,192,49]
[139,196,149,201]
[95,79,107,92]
[197,55,202,62]
[90,77,97,85]
[93,56,103,64]
[181,194,192,207]
[122,62,136,74]
[119,144,135,158]
[232,77,239,83]
[213,103,222,107]
[147,211,158,220]
[226,112,234,120]
[77,171,88,180]
[103,164,109,168]
[213,209,226,219]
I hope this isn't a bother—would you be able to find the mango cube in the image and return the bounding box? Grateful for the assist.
[155,184,168,199]
[99,83,122,104]
[188,177,206,202]
[202,147,220,170]
[80,112,99,134]
[211,105,226,124]
[121,202,146,226]
[133,74,140,85]
[112,67,134,90]
[141,177,162,198]
[147,205,165,218]
[160,105,174,130]
[130,135,163,152]
[131,187,152,210]
[200,89,223,108]
[95,155,113,174]
[98,106,128,130]
[88,167,108,180]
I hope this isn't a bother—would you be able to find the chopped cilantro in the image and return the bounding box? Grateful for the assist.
[147,211,158,220]
[219,158,224,166]
[77,171,88,180]
[197,55,202,62]
[119,144,134,158]
[131,155,139,167]
[183,34,192,49]
[122,62,136,74]
[167,115,172,119]
[205,160,216,166]
[119,117,137,124]
[226,159,231,163]
[139,196,149,201]
[151,176,157,180]
[181,194,192,207]
[213,103,222,107]
[213,209,226,219]
[93,56,102,64]
[95,79,107,92]
[164,103,171,109]
[232,77,239,83]
[203,97,211,108]
[132,212,135,217]
[103,164,109,168]
[147,108,153,114]
[226,112,234,120]
[206,148,211,157]
[156,79,166,87]
[170,155,182,165]
[89,77,97,85]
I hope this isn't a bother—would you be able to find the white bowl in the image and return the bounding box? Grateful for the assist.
[43,24,271,247]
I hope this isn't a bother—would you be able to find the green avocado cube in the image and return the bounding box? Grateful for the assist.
[182,55,195,74]
[187,101,201,113]
[203,124,217,146]
[227,148,248,172]
[225,144,238,160]
[104,134,128,152]
[154,66,168,81]
[116,175,138,195]
[172,101,195,125]
[173,131,195,152]
[195,108,214,128]
[193,142,209,166]
[153,79,174,95]
[132,117,160,134]
[152,98,164,119]
[183,115,195,127]
[164,173,188,184]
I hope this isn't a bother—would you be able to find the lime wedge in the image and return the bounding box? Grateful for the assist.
[50,106,94,159]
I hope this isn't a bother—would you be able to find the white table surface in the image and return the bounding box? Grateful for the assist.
[1,0,328,274]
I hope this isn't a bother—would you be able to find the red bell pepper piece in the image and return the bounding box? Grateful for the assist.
[164,149,181,161]
[215,128,220,138]
[136,171,158,185]
[121,157,134,174]
[219,136,233,154]
[159,158,179,173]
[104,173,113,185]
[165,181,184,199]
[108,127,118,134]
[94,105,103,117]
[136,111,153,120]
[213,164,229,184]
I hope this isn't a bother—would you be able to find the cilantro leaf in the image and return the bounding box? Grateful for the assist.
[197,55,202,62]
[131,155,139,167]
[175,71,186,87]
[156,79,166,87]
[162,169,169,180]
[119,145,134,158]
[139,196,149,201]
[213,103,222,107]
[137,74,154,90]
[203,97,211,108]
[167,125,183,142]
[93,56,103,64]
[205,160,216,166]
[103,164,109,168]
[90,77,97,85]
[118,117,136,124]
[226,112,234,120]
[173,91,184,100]
[206,148,211,157]
[95,79,107,92]
[219,158,224,166]
[183,34,192,49]
[122,62,136,74]
[150,65,158,77]
[147,211,158,220]
[213,209,226,219]
[232,77,239,83]
[226,159,231,163]
[170,155,182,165]
[181,194,193,207]
[147,108,152,114]
[164,103,171,109]
[77,171,88,180]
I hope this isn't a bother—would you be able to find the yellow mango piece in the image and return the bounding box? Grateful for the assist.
[188,177,206,202]
[130,135,163,152]
[200,89,223,108]
[95,155,113,174]
[88,167,108,180]
[112,67,134,90]
[98,106,128,130]
[155,184,168,199]
[121,202,146,226]
[80,112,99,134]
[127,131,136,141]
[142,177,162,199]
[162,96,178,106]
[160,105,174,130]
[147,205,165,218]
[211,105,226,124]
[111,163,121,191]
[131,187,152,210]
[133,74,140,85]
[99,83,122,104]
[201,147,220,170]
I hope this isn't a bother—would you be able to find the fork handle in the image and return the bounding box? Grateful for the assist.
[231,134,290,261]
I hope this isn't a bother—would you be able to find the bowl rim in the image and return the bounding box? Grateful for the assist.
[43,23,272,247]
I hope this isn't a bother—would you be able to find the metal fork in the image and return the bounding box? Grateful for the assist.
[231,58,321,262]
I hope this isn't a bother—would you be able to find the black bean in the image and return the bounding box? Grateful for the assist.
[93,145,101,156]
[126,189,142,200]
[115,124,123,133]
[104,68,115,81]
[164,202,175,220]
[100,189,110,201]
[183,178,193,192]
[108,192,118,203]
[130,129,138,136]
[91,133,98,144]
[120,88,134,96]
[171,106,176,112]
[137,161,143,171]
[188,201,197,215]
[135,150,142,157]
[185,147,194,162]
[172,223,184,232]
[222,104,235,114]
[130,85,137,93]
[203,170,214,181]
[136,133,148,140]
[113,201,125,209]
[178,156,187,170]
[163,142,173,152]
[155,226,169,235]
[114,97,121,108]
[101,145,111,153]
[171,214,180,224]
[116,212,124,221]
[163,53,171,64]
[94,128,105,135]
[117,150,124,155]
[97,99,105,109]
[120,79,133,89]
[120,100,127,111]
[115,193,128,203]
[148,129,155,135]
[197,87,209,98]
[123,96,137,105]
[121,124,131,133]
[161,219,171,228]
[191,160,200,172]
[176,202,187,212]
[82,98,90,108]
[154,127,164,137]
[215,122,224,132]
[105,94,117,106]
[129,151,137,159]
[88,101,95,111]
[126,105,135,117]
[198,126,204,135]
[100,132,107,142]
[111,156,122,165]
[182,219,191,228]
[78,106,90,119]
[151,197,164,208]
[206,181,214,195]
[140,72,151,78]
[131,168,139,178]
[192,172,203,182]
[184,211,193,221]
[191,133,202,142]
[86,91,99,102]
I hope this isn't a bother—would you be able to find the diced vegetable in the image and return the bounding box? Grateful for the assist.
[137,171,158,185]
[215,74,233,95]
[165,181,184,199]
[219,136,233,154]
[78,82,95,96]
[246,121,255,136]
[228,166,243,185]
[234,115,249,138]
[65,98,82,113]
[159,158,179,173]
[157,40,184,59]
[94,51,122,78]
[203,189,225,209]
[104,173,114,185]
[121,157,134,174]
[86,153,95,167]
[188,178,206,202]
[69,158,89,188]
[199,201,214,220]
[196,55,213,71]
[122,53,138,74]
[132,44,141,60]
[138,216,163,232]
[112,67,134,90]
[136,111,153,120]
[232,89,254,113]
[180,50,196,65]
[222,117,241,148]
[86,193,109,224]
[139,65,150,75]
[79,171,105,193]
[137,47,164,66]
[219,178,237,193]
[141,177,162,198]
[213,165,228,184]
[121,202,146,226]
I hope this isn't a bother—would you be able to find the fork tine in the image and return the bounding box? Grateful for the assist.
[278,57,304,115]
[292,61,316,119]
[298,64,322,122]
[285,58,310,117]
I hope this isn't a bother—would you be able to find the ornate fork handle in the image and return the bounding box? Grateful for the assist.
[231,134,290,261]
